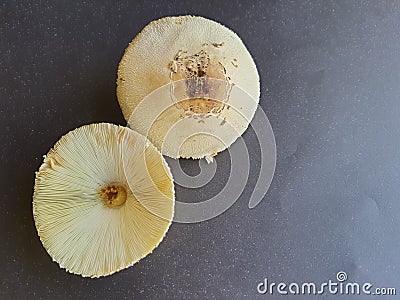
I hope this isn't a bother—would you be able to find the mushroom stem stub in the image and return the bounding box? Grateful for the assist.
[100,184,127,208]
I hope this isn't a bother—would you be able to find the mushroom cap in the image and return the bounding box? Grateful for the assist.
[117,15,260,159]
[33,123,174,277]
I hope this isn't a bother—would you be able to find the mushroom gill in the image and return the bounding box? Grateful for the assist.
[33,123,174,277]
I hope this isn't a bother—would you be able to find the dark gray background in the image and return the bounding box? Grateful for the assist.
[1,1,399,299]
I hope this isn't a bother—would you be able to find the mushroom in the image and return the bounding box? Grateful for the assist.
[117,15,260,159]
[33,123,174,277]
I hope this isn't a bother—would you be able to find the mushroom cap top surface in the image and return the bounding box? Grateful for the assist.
[117,15,260,159]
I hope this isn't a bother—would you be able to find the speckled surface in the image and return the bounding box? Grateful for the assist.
[1,1,400,299]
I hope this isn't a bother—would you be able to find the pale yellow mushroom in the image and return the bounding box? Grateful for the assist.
[117,15,260,159]
[32,123,174,277]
